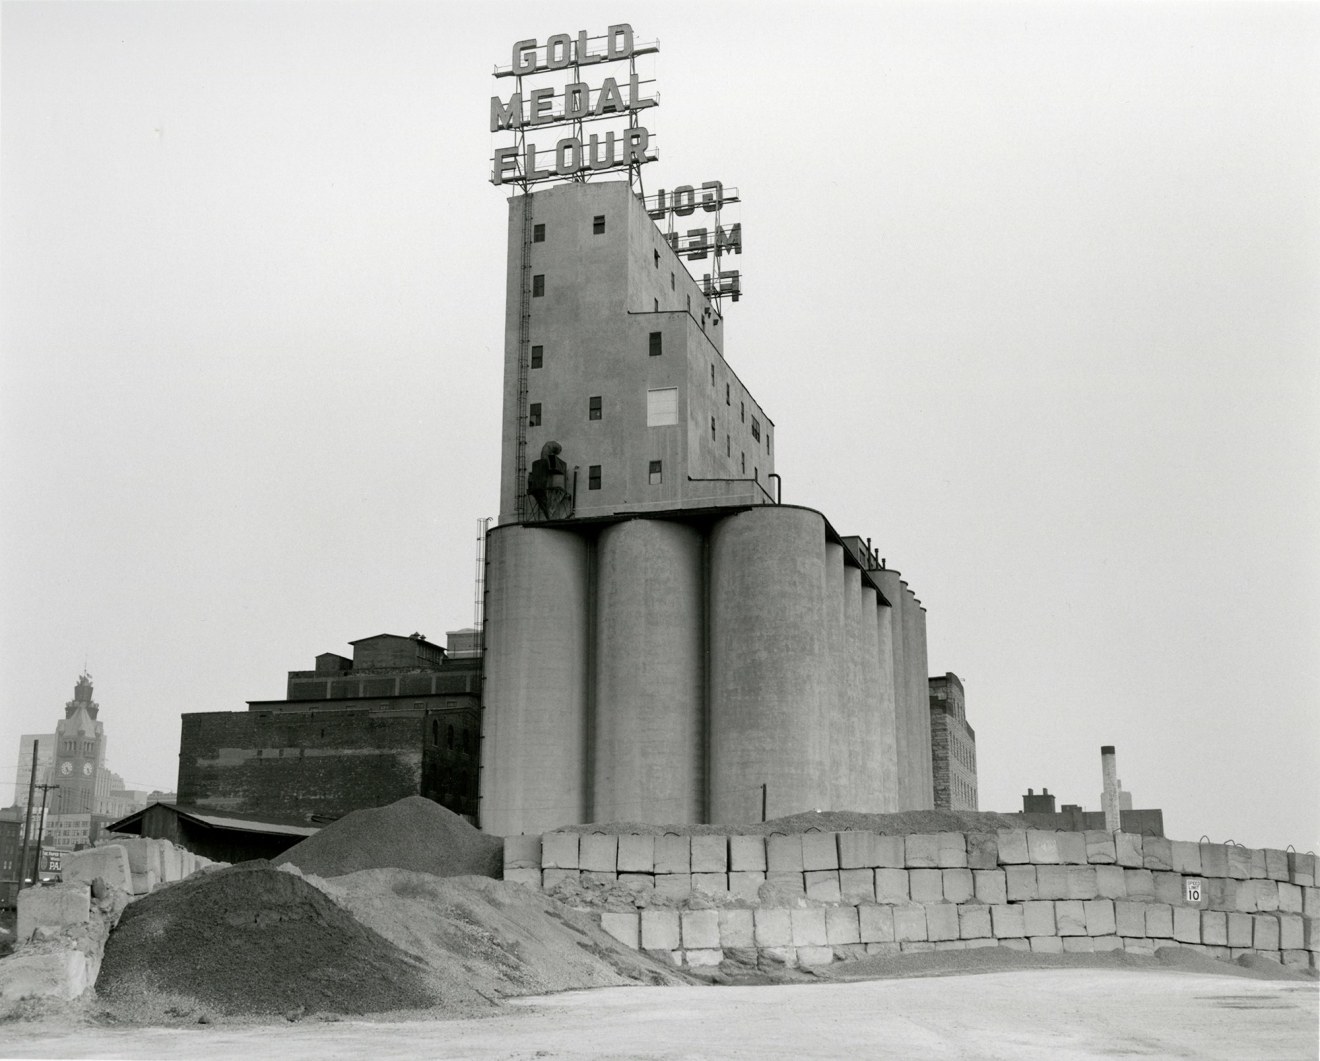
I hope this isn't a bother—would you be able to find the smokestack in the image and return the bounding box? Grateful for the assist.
[1100,745,1120,832]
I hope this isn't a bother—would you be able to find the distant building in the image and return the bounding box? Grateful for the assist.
[12,734,55,811]
[177,632,479,823]
[1019,788,1164,837]
[929,673,977,810]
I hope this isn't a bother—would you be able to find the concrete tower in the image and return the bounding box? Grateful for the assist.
[480,26,936,834]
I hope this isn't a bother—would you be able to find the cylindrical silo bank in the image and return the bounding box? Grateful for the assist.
[873,593,899,811]
[853,583,884,811]
[592,518,705,824]
[822,542,847,810]
[709,507,831,823]
[480,524,591,835]
[902,583,934,809]
[872,568,910,806]
[841,567,869,809]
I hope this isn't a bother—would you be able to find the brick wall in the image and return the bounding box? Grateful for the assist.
[504,829,1320,973]
[178,708,426,820]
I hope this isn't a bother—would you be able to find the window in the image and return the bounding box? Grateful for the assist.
[589,395,602,420]
[647,387,677,426]
[588,464,601,490]
[754,466,758,480]
[767,433,772,454]
[751,417,761,441]
[671,272,675,290]
[726,383,731,405]
[741,451,746,473]
[532,274,545,297]
[653,249,660,267]
[726,434,731,457]
[654,298,659,312]
[530,344,543,369]
[687,294,692,312]
[593,214,605,234]
[740,401,745,423]
[710,365,715,385]
[446,725,455,750]
[649,331,662,357]
[528,402,542,426]
[710,416,716,439]
[533,223,545,243]
[649,460,663,485]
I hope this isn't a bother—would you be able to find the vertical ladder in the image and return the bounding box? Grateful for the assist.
[514,189,534,521]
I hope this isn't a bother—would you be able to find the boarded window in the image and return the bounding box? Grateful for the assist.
[647,388,678,426]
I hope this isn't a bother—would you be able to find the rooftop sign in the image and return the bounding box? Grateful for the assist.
[490,24,658,187]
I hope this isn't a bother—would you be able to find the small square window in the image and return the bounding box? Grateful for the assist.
[649,331,662,357]
[653,249,660,267]
[532,274,545,297]
[593,214,605,234]
[588,464,601,490]
[533,223,545,243]
[530,345,543,369]
[649,460,663,485]
[528,402,542,426]
[588,395,602,420]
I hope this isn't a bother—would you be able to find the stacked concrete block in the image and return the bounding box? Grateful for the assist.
[1115,833,1143,868]
[1084,831,1116,864]
[61,845,132,894]
[874,867,909,904]
[974,869,1007,905]
[17,883,91,942]
[904,834,940,868]
[942,869,974,903]
[600,911,639,948]
[508,827,1320,973]
[1056,832,1087,866]
[503,835,542,887]
[925,904,959,942]
[909,869,942,902]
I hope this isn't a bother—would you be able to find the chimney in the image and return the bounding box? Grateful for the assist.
[1100,745,1120,832]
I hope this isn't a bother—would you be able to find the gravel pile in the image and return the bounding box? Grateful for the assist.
[96,861,470,1021]
[274,796,503,878]
[298,869,688,998]
[559,808,1030,836]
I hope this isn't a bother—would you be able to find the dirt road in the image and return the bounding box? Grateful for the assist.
[2,968,1316,1060]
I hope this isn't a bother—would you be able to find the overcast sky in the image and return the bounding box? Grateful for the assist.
[2,2,1316,850]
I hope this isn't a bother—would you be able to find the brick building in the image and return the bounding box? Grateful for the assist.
[929,673,977,810]
[178,632,479,823]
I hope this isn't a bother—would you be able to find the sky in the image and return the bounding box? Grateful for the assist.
[2,2,1316,850]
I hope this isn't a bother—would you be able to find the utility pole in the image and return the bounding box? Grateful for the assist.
[17,739,38,891]
[31,783,59,884]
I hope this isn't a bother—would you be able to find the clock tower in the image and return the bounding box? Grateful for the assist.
[52,673,107,816]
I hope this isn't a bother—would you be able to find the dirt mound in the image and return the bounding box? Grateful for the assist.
[561,808,1029,836]
[274,796,502,879]
[96,861,481,1021]
[295,868,689,998]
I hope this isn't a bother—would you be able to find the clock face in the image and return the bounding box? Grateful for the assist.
[82,762,93,776]
[60,761,72,776]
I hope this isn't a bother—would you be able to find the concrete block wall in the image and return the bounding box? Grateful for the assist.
[507,830,1320,973]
